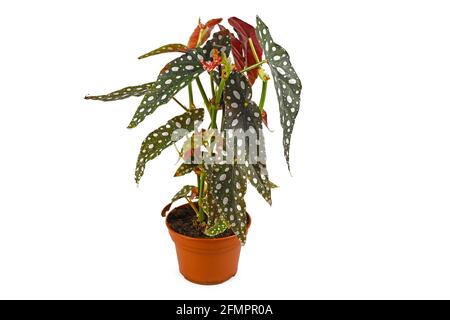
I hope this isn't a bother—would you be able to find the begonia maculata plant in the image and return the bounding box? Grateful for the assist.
[85,16,302,244]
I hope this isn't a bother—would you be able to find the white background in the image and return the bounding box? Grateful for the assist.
[1,0,450,299]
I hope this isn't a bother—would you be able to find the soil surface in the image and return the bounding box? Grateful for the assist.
[167,203,235,239]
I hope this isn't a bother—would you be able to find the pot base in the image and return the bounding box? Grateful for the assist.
[166,203,250,285]
[182,273,236,285]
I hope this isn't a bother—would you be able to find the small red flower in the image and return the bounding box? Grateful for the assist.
[200,48,222,72]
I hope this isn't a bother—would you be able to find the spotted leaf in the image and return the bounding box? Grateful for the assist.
[171,185,196,202]
[128,31,230,128]
[242,162,272,205]
[161,185,196,217]
[204,216,228,237]
[135,109,204,184]
[223,72,272,204]
[128,51,204,128]
[256,16,302,171]
[138,43,188,60]
[198,29,231,63]
[174,162,197,177]
[205,163,248,244]
[85,82,154,101]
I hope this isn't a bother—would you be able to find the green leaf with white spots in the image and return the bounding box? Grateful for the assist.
[171,185,196,202]
[205,163,248,244]
[223,71,272,205]
[204,216,228,237]
[128,51,204,128]
[128,30,231,128]
[85,82,154,101]
[199,29,231,61]
[135,109,204,184]
[241,162,272,205]
[174,162,197,177]
[138,43,188,60]
[269,180,278,188]
[161,185,196,217]
[255,16,302,171]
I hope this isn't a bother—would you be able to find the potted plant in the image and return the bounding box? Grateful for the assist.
[85,16,302,284]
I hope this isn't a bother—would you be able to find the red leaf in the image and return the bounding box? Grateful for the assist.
[161,202,172,217]
[261,109,273,131]
[187,18,223,49]
[231,35,245,71]
[190,187,199,200]
[228,17,263,85]
[262,109,268,128]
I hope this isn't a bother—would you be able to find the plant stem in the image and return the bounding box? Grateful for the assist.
[188,83,194,109]
[195,77,209,107]
[210,72,215,98]
[185,197,200,218]
[240,59,267,74]
[172,97,189,112]
[259,80,268,114]
[214,77,226,107]
[197,172,206,222]
[248,38,261,63]
[220,109,225,132]
[248,38,270,81]
[210,109,218,129]
[209,78,225,130]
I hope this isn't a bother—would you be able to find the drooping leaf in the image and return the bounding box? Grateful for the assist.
[204,216,228,237]
[138,43,188,60]
[205,163,248,244]
[135,109,204,184]
[187,18,222,49]
[174,162,197,177]
[223,71,272,204]
[256,16,302,171]
[228,17,263,85]
[161,185,196,217]
[128,30,230,128]
[242,161,272,205]
[85,82,154,101]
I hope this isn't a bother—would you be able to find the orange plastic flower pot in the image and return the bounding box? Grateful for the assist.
[166,205,250,285]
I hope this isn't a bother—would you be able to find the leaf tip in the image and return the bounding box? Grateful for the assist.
[287,164,293,177]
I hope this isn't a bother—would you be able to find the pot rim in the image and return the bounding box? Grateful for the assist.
[165,203,251,242]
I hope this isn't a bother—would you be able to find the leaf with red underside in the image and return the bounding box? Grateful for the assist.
[230,35,245,71]
[262,109,273,131]
[228,17,263,85]
[187,18,222,49]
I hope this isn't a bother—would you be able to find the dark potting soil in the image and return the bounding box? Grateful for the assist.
[167,204,235,239]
